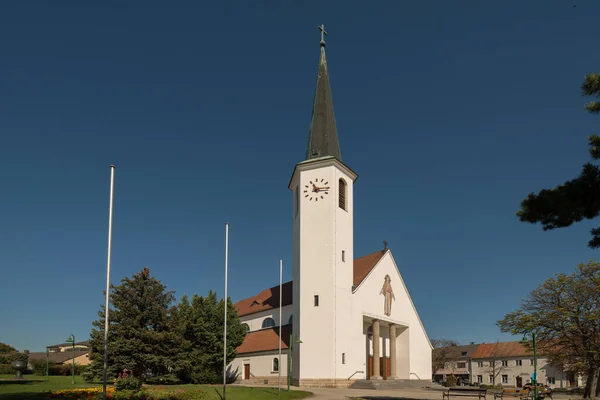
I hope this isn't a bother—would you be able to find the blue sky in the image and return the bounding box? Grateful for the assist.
[1,1,599,352]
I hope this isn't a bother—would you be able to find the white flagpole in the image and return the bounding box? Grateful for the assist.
[278,258,283,394]
[103,165,115,400]
[223,223,229,400]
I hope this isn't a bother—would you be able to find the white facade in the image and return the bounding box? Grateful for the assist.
[471,357,583,388]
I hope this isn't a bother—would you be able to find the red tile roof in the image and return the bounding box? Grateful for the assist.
[236,325,292,354]
[353,250,387,287]
[234,250,386,318]
[472,342,535,359]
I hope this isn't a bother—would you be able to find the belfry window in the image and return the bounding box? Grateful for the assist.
[338,179,347,210]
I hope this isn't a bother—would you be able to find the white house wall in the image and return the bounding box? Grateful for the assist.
[228,351,288,381]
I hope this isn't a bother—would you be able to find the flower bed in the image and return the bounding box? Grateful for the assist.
[49,387,115,399]
[48,386,207,400]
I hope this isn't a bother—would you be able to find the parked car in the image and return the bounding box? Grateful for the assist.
[523,383,553,397]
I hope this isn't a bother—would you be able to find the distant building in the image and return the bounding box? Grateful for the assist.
[47,340,90,353]
[434,341,583,388]
[432,344,479,384]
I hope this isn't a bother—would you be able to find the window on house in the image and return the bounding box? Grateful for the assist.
[502,361,508,367]
[477,362,484,367]
[502,375,508,384]
[273,358,279,372]
[489,361,494,367]
[530,359,534,366]
[489,375,494,384]
[477,375,483,384]
[547,377,555,384]
[342,250,345,262]
[516,360,522,366]
[338,179,347,210]
[314,295,319,307]
[261,318,276,329]
[461,352,468,356]
[342,353,346,364]
[242,323,250,332]
[457,363,466,369]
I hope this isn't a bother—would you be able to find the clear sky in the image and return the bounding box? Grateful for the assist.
[1,1,599,352]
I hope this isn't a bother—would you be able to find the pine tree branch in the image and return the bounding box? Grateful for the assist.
[517,163,600,248]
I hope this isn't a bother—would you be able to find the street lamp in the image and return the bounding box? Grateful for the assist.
[287,334,302,391]
[521,333,539,400]
[65,334,76,385]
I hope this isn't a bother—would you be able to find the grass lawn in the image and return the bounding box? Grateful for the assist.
[0,376,312,400]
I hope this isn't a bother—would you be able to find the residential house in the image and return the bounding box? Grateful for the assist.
[470,342,581,388]
[47,340,90,353]
[432,344,479,385]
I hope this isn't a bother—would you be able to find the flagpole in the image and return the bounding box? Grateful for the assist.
[103,165,115,400]
[223,222,229,400]
[278,258,283,394]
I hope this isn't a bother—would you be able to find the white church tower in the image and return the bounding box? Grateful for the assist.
[288,25,359,386]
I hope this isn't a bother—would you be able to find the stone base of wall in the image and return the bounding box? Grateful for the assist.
[241,376,287,386]
[238,377,354,388]
[292,378,354,388]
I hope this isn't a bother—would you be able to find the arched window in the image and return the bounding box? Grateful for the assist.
[273,357,279,372]
[288,314,293,325]
[262,317,276,329]
[242,323,250,332]
[338,179,347,210]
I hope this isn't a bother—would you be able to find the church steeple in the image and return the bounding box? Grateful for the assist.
[306,24,341,161]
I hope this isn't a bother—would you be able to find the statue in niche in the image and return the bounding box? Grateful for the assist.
[380,274,395,316]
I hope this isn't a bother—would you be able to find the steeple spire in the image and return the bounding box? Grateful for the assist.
[306,24,341,161]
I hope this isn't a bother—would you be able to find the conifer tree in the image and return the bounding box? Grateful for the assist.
[174,291,246,384]
[518,73,600,248]
[85,268,183,382]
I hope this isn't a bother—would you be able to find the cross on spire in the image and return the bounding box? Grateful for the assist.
[318,24,327,46]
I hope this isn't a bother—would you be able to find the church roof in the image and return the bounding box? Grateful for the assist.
[237,324,292,354]
[234,249,387,317]
[305,26,341,161]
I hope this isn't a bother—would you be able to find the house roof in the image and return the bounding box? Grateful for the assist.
[47,340,90,349]
[27,350,89,364]
[433,344,480,360]
[234,249,386,317]
[236,325,292,354]
[472,342,537,359]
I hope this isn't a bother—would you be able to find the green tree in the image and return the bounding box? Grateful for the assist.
[85,268,183,382]
[517,73,600,248]
[497,261,600,399]
[0,342,16,354]
[174,291,246,384]
[431,338,458,376]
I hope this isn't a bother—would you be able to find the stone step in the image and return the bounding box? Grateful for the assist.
[350,379,437,390]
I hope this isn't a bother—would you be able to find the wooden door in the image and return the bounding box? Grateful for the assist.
[379,357,390,380]
[244,364,250,380]
[516,376,523,388]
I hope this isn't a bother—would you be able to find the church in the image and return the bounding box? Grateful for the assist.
[228,26,432,388]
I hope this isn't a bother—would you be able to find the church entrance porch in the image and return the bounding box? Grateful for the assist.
[364,317,409,381]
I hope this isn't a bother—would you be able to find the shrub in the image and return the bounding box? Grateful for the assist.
[115,370,143,392]
[0,364,14,374]
[445,375,458,387]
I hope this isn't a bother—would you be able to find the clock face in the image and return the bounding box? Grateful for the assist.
[303,178,330,202]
